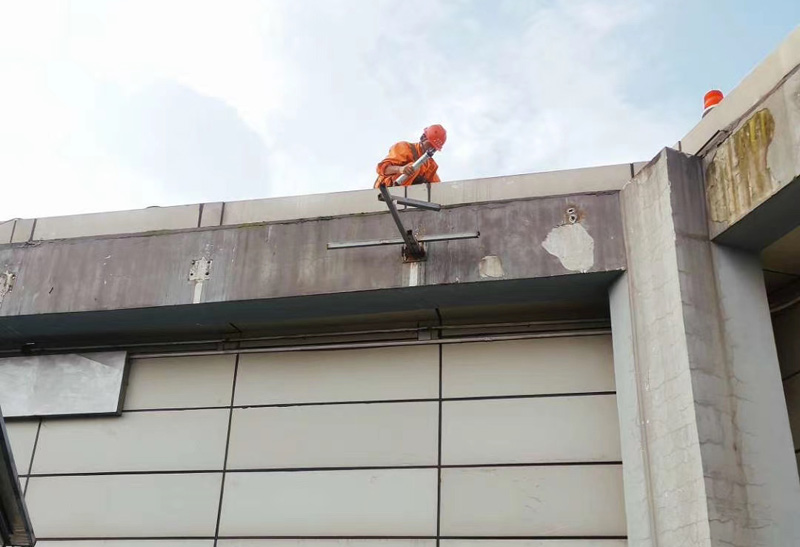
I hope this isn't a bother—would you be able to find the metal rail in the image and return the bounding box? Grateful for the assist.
[134,328,612,359]
[327,231,479,250]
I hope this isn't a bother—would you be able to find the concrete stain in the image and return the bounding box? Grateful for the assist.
[706,109,776,225]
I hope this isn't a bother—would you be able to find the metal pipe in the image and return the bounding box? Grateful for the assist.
[133,328,611,359]
[328,231,480,250]
[378,184,423,258]
[0,318,609,357]
[378,194,441,212]
[393,149,434,186]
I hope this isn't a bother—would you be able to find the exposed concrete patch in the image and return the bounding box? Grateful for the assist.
[542,223,595,273]
[706,109,776,224]
[404,261,423,287]
[478,255,504,278]
[0,271,16,308]
[189,258,212,304]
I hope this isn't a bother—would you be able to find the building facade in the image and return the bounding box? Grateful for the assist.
[1,26,799,547]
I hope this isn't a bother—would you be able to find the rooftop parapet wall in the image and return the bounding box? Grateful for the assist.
[0,163,640,245]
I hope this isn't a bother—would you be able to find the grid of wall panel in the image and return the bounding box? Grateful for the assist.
[7,334,626,545]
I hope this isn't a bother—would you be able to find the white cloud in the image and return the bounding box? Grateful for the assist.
[0,0,690,221]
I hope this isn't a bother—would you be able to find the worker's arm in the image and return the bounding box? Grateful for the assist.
[384,164,415,176]
[376,143,415,178]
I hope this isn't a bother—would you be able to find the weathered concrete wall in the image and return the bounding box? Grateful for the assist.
[613,147,800,546]
[704,68,800,240]
[0,193,624,318]
[0,163,639,244]
[695,26,800,249]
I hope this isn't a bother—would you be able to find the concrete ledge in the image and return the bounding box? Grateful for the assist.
[680,25,800,155]
[0,221,13,245]
[221,186,406,226]
[0,164,638,245]
[32,205,201,241]
[11,219,34,243]
[431,164,633,206]
[199,203,224,228]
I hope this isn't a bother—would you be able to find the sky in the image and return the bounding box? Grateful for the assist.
[0,1,798,221]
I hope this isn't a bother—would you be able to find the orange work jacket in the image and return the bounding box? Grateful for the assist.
[374,141,441,188]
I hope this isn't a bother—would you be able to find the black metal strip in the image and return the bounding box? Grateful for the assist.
[27,470,223,478]
[123,405,230,413]
[213,352,240,546]
[121,390,617,415]
[443,461,623,468]
[445,391,617,402]
[34,535,628,541]
[23,419,42,496]
[26,461,623,479]
[436,344,444,545]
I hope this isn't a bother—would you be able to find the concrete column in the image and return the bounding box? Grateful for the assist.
[609,148,800,547]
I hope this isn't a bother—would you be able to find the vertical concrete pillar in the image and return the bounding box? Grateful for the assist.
[609,148,800,547]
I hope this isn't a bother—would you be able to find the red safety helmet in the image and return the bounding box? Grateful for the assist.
[423,124,447,150]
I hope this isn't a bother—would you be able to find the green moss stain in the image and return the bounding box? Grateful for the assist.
[706,109,775,224]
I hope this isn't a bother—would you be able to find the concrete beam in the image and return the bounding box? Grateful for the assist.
[0,193,623,337]
[699,32,800,250]
[612,147,800,546]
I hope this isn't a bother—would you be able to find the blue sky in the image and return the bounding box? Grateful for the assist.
[0,1,797,220]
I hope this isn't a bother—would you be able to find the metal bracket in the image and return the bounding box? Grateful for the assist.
[327,149,480,261]
[378,185,426,260]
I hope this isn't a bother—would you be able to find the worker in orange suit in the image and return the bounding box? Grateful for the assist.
[374,124,447,188]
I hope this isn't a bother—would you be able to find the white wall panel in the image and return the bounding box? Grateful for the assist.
[442,395,621,465]
[219,469,437,536]
[228,402,438,469]
[4,420,38,475]
[235,346,438,405]
[37,542,213,547]
[124,354,236,410]
[442,337,614,398]
[440,466,625,537]
[26,473,222,538]
[32,409,228,473]
[443,542,627,547]
[219,541,435,547]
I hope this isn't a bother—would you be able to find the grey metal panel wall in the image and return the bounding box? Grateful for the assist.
[10,334,625,543]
